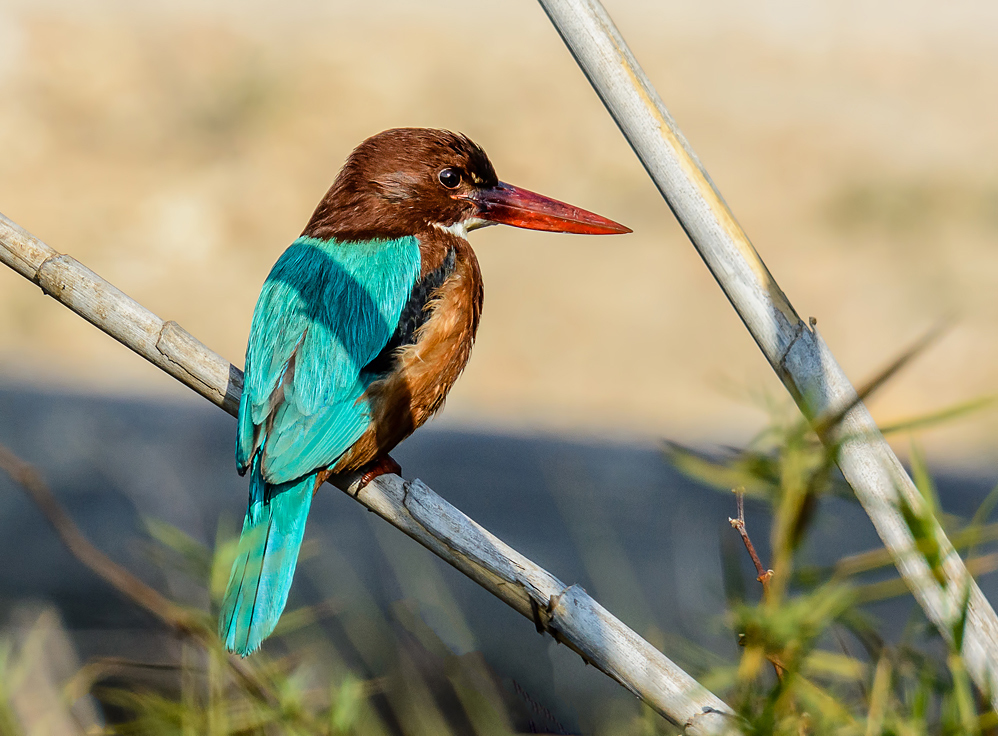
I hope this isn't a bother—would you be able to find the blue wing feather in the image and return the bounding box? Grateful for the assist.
[222,234,421,654]
[235,235,421,478]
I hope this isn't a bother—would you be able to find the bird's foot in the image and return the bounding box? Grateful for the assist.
[357,454,402,491]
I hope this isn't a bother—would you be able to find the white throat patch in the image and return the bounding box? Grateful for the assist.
[433,217,491,240]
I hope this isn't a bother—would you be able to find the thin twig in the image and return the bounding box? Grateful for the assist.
[728,489,784,680]
[0,442,286,714]
[832,627,869,706]
[728,489,773,594]
[0,444,195,631]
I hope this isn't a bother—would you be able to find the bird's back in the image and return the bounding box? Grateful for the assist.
[236,234,422,483]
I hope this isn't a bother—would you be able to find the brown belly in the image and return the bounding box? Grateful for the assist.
[331,240,483,473]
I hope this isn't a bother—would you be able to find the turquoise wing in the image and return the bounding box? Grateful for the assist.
[220,235,421,656]
[236,235,422,483]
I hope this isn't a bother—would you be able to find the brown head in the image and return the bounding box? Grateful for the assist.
[302,127,630,242]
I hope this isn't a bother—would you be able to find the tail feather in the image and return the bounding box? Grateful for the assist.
[219,459,315,656]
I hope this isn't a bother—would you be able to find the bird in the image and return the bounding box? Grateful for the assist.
[219,127,630,655]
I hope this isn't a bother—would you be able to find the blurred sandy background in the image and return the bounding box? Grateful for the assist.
[1,0,997,465]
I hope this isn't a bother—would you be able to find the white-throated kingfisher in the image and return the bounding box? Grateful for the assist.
[219,128,630,655]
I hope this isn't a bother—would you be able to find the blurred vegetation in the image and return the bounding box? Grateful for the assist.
[668,393,998,735]
[2,384,998,735]
[0,512,565,735]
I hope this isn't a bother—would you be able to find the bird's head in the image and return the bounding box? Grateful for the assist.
[302,128,630,241]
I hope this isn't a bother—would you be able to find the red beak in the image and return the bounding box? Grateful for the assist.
[464,182,631,235]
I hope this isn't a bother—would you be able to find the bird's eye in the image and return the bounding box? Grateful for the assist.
[438,168,462,189]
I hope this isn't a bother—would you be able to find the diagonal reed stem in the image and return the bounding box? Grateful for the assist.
[537,0,998,706]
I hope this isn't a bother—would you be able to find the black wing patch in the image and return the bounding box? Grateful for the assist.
[362,247,456,377]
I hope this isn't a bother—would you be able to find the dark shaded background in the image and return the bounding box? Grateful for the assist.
[2,384,995,729]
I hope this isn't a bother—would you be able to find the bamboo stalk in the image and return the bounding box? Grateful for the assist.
[537,0,998,705]
[0,210,739,734]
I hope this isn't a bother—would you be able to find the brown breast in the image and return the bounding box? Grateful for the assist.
[331,233,483,473]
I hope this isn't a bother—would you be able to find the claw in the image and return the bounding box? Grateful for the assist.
[358,454,402,490]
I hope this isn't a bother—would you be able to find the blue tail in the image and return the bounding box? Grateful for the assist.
[218,458,315,656]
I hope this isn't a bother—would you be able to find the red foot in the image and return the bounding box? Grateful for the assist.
[358,454,402,490]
